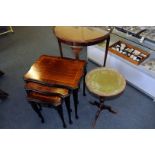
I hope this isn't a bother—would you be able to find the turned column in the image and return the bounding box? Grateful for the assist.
[71,47,83,59]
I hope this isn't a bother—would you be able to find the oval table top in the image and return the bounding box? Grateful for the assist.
[85,67,126,97]
[53,26,110,46]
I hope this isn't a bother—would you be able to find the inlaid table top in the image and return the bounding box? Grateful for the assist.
[24,55,86,89]
[85,68,126,97]
[53,26,110,46]
[25,82,69,97]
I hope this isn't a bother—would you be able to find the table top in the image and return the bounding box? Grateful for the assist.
[24,55,86,89]
[85,67,126,97]
[53,26,110,46]
[25,82,69,97]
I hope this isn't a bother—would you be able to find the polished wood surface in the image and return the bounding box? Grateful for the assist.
[25,82,69,98]
[25,82,72,127]
[53,26,110,60]
[27,91,62,106]
[27,91,72,128]
[54,26,110,46]
[24,55,87,89]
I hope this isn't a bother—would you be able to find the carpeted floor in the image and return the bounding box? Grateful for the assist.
[0,26,155,129]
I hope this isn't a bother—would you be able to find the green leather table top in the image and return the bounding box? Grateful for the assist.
[86,67,126,97]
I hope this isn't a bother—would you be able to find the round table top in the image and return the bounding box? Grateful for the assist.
[85,67,126,97]
[53,26,110,46]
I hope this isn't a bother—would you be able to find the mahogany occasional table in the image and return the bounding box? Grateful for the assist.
[53,26,110,66]
[85,68,126,128]
[24,55,87,119]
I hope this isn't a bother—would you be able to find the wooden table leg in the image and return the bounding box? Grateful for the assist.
[71,47,83,59]
[58,39,63,57]
[90,97,117,128]
[73,89,79,119]
[57,39,83,59]
[83,66,87,96]
[103,36,110,67]
[64,96,73,124]
[56,104,67,128]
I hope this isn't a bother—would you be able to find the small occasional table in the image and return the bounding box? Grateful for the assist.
[85,67,126,128]
[24,55,87,119]
[53,26,110,66]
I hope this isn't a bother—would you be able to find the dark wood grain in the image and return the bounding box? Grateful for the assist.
[27,91,69,128]
[25,82,69,98]
[27,91,62,106]
[53,26,111,61]
[24,55,87,89]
